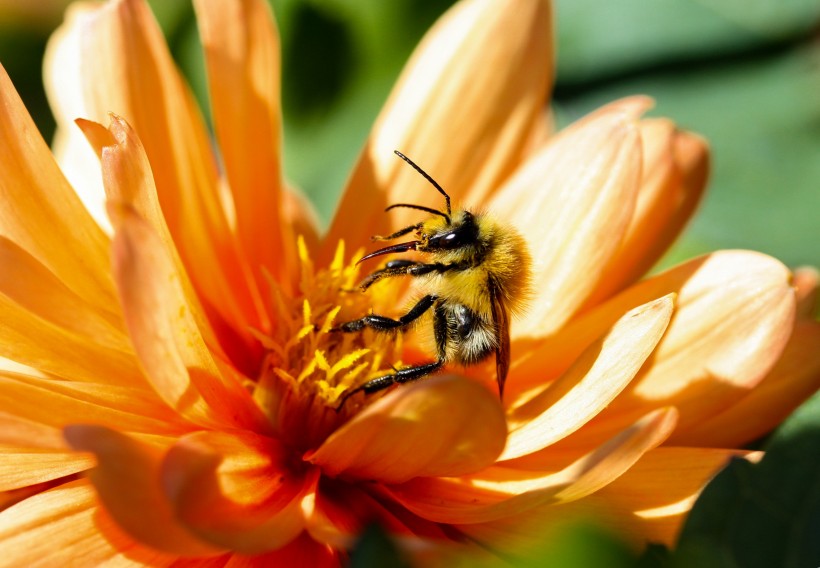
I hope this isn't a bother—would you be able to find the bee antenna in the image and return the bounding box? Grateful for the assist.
[394,150,451,218]
[385,203,450,224]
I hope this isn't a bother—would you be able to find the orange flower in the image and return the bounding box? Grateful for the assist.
[0,0,817,564]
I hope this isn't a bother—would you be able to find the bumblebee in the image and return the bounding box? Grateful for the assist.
[335,151,531,409]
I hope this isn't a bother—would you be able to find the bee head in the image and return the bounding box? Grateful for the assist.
[419,210,479,252]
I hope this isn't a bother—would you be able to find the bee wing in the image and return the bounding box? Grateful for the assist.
[489,278,511,399]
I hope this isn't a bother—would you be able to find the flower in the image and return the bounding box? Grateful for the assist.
[0,0,818,564]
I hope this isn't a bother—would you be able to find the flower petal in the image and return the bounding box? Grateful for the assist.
[673,319,820,447]
[489,102,643,338]
[0,64,115,315]
[518,251,795,449]
[582,119,709,307]
[0,479,181,566]
[307,375,506,484]
[63,425,221,556]
[110,204,269,431]
[323,0,553,257]
[223,533,340,568]
[45,0,267,348]
[381,408,677,524]
[0,293,142,386]
[0,450,94,493]
[794,265,818,317]
[501,295,674,460]
[194,0,297,290]
[0,373,191,438]
[161,430,315,554]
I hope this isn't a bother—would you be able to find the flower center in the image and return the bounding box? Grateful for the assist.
[250,237,404,451]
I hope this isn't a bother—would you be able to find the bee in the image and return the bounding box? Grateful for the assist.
[334,151,531,410]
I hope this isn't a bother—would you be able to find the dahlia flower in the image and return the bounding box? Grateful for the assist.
[0,0,817,565]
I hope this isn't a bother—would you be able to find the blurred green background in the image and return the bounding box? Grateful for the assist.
[1,0,818,271]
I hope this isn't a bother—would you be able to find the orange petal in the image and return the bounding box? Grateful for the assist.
[459,446,752,549]
[582,119,709,307]
[110,205,269,431]
[794,266,818,317]
[381,407,677,524]
[0,449,94,492]
[524,250,794,449]
[0,293,142,386]
[0,479,182,566]
[501,295,674,460]
[45,0,268,348]
[63,425,221,556]
[223,533,340,568]
[0,373,192,438]
[0,64,116,316]
[161,430,316,554]
[194,0,297,291]
[282,186,321,254]
[489,103,643,339]
[323,0,553,258]
[586,447,757,546]
[673,319,820,447]
[307,375,506,484]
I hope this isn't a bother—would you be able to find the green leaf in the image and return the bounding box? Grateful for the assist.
[673,390,820,568]
[349,524,412,568]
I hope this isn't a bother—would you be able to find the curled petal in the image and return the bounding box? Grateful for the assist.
[674,319,820,447]
[583,119,709,306]
[501,295,674,460]
[111,205,268,431]
[63,425,221,556]
[382,408,677,524]
[490,102,643,338]
[324,0,553,257]
[162,431,316,554]
[794,266,818,317]
[511,251,795,421]
[0,480,180,566]
[307,375,506,484]
[223,533,340,568]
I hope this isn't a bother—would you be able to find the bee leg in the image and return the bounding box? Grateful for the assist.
[335,360,444,411]
[333,294,437,333]
[358,259,420,290]
[371,223,423,241]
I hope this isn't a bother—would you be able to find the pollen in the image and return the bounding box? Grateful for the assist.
[251,237,403,450]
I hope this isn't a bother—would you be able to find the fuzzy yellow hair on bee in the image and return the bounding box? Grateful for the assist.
[333,151,532,410]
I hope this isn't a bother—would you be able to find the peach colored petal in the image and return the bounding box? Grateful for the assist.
[0,449,94,492]
[794,266,818,317]
[381,407,677,524]
[460,446,751,549]
[161,430,315,555]
[307,375,506,484]
[519,251,795,449]
[587,447,757,546]
[323,0,553,258]
[673,319,820,447]
[64,425,222,556]
[194,0,297,291]
[110,205,270,431]
[582,119,709,307]
[0,293,143,386]
[501,295,674,460]
[0,479,181,566]
[0,373,192,437]
[0,64,116,315]
[489,104,643,339]
[223,533,340,568]
[45,0,268,348]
